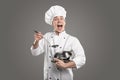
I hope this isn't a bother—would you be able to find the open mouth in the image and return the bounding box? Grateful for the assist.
[57,25,63,27]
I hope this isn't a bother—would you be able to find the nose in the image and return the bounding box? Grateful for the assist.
[58,19,62,23]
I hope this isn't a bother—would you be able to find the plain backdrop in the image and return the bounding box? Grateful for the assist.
[0,0,120,80]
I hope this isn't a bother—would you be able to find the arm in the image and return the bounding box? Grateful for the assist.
[72,38,86,69]
[30,32,44,56]
[54,37,86,69]
[54,58,76,68]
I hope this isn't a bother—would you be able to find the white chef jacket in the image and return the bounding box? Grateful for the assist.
[31,31,86,80]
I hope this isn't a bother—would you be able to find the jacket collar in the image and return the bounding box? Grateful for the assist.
[53,31,66,36]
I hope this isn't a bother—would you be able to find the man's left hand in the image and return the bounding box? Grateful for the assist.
[54,58,67,69]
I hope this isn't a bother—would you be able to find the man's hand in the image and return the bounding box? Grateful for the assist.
[33,31,43,49]
[34,32,43,41]
[54,58,76,69]
[54,58,67,69]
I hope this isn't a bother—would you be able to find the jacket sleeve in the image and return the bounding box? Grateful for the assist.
[30,38,45,56]
[72,37,86,69]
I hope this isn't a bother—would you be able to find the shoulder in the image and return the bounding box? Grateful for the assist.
[44,32,53,37]
[68,34,79,42]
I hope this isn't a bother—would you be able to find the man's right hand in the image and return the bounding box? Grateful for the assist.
[33,32,43,49]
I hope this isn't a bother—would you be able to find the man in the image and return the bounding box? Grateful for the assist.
[31,5,86,80]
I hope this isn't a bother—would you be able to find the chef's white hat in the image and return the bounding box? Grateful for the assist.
[45,5,67,25]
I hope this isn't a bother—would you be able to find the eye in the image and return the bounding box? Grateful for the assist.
[60,16,64,20]
[53,18,57,21]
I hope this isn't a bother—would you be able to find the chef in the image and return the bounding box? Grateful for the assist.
[31,5,86,80]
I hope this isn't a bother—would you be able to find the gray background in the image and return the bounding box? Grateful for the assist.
[0,0,120,80]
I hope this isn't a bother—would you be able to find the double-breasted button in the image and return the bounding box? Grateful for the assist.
[49,77,52,79]
[57,68,59,70]
[49,67,51,69]
[59,47,62,49]
[51,36,53,38]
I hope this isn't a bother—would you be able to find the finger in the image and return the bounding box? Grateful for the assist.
[34,33,43,38]
[34,35,43,41]
[36,33,43,36]
[55,62,60,66]
[54,58,60,62]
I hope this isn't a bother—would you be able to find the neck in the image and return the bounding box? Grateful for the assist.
[54,30,65,35]
[55,31,60,35]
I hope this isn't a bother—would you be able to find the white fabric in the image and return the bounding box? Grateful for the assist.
[31,31,86,80]
[45,5,66,25]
